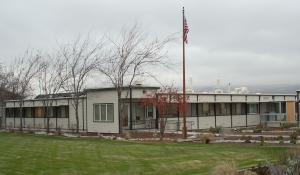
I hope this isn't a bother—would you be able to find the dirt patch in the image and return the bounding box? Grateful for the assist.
[102,131,185,139]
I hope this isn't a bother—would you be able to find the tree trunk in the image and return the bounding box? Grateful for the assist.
[19,100,23,131]
[46,105,50,133]
[75,99,79,133]
[118,91,122,134]
[43,101,50,133]
[159,117,167,141]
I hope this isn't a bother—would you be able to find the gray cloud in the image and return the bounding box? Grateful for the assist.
[0,0,299,89]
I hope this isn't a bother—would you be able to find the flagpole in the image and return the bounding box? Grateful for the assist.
[182,6,187,139]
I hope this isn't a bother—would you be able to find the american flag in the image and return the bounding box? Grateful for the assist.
[184,15,189,44]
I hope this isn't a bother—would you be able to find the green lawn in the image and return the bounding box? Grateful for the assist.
[0,132,286,175]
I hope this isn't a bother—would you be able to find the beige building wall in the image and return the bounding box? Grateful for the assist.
[86,90,119,133]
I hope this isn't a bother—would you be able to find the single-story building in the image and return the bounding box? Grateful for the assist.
[2,86,300,133]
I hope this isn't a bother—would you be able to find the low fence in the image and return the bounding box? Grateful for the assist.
[260,113,299,127]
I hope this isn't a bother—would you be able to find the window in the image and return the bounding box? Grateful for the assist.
[266,103,280,113]
[62,106,69,118]
[200,103,209,116]
[94,103,114,122]
[134,103,145,121]
[101,104,106,121]
[35,107,45,118]
[247,104,258,114]
[166,103,178,118]
[232,103,246,115]
[56,106,69,118]
[107,104,114,121]
[209,103,215,116]
[281,102,286,113]
[5,108,14,118]
[24,108,33,118]
[13,108,20,118]
[191,103,197,116]
[198,103,215,116]
[94,104,100,121]
[147,106,153,118]
[46,107,54,118]
[186,103,197,117]
[216,103,231,116]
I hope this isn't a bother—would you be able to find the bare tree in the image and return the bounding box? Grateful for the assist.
[0,64,19,128]
[0,64,21,100]
[38,53,67,133]
[140,86,186,140]
[59,36,104,133]
[98,24,173,133]
[0,64,13,90]
[9,50,43,131]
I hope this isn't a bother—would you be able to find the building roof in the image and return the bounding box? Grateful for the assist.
[35,92,85,99]
[5,92,86,102]
[84,85,160,92]
[183,92,297,96]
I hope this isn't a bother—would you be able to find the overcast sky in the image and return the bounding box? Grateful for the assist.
[0,0,299,89]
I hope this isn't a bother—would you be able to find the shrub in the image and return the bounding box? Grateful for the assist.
[281,123,297,129]
[200,133,215,144]
[253,128,262,133]
[278,148,300,174]
[277,135,284,141]
[212,161,237,175]
[241,135,252,143]
[260,136,265,146]
[277,135,284,144]
[232,128,241,133]
[254,124,264,133]
[209,126,222,134]
[290,132,298,144]
[152,131,159,138]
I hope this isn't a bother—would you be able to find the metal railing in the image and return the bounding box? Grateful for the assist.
[129,118,195,131]
[130,119,157,130]
[260,113,287,122]
[163,120,195,131]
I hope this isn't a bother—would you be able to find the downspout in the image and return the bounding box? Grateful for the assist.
[3,102,6,129]
[33,101,35,129]
[13,101,15,128]
[67,99,70,129]
[258,96,261,125]
[82,98,84,131]
[129,86,133,130]
[245,95,248,127]
[177,103,180,131]
[230,95,233,128]
[85,95,88,132]
[214,95,216,128]
[196,95,199,130]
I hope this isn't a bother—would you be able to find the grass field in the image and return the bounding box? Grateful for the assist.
[0,132,286,175]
